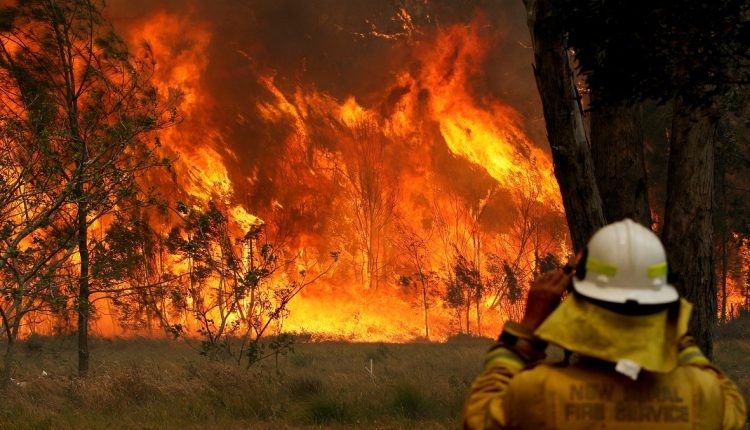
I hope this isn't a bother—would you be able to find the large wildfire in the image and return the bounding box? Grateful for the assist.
[96,1,568,341]
[5,1,744,344]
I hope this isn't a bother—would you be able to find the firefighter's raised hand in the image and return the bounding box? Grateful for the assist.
[520,270,573,330]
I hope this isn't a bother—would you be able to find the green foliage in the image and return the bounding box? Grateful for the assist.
[246,341,263,366]
[247,333,296,367]
[164,199,337,365]
[445,279,465,308]
[0,0,178,378]
[167,323,184,339]
[505,261,521,304]
[199,339,228,358]
[487,253,523,307]
[454,254,481,295]
[270,333,295,356]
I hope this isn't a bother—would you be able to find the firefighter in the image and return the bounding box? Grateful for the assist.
[463,218,747,429]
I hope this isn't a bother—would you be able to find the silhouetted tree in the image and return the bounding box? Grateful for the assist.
[524,0,749,356]
[395,220,438,339]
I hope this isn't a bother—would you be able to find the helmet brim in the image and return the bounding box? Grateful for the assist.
[571,278,679,305]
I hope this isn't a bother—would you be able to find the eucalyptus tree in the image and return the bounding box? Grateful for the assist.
[0,99,79,386]
[166,199,337,366]
[0,0,178,375]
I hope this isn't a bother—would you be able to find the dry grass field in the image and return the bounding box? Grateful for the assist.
[0,317,748,429]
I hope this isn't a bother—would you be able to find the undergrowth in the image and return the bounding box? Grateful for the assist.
[0,332,746,429]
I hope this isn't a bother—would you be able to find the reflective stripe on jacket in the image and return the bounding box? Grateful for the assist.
[463,345,747,430]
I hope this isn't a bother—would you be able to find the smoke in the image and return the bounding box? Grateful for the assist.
[107,0,543,200]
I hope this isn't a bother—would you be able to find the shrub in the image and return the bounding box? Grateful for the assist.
[305,396,350,424]
[23,334,46,354]
[391,383,428,418]
[286,376,323,398]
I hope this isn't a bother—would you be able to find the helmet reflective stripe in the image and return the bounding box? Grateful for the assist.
[647,262,668,278]
[586,258,618,277]
[586,259,668,279]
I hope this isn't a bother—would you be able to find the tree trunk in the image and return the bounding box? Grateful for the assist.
[716,159,728,324]
[524,0,605,250]
[420,277,429,339]
[1,334,16,389]
[590,102,651,226]
[475,292,481,337]
[77,193,90,376]
[719,232,728,323]
[465,292,471,335]
[661,98,716,358]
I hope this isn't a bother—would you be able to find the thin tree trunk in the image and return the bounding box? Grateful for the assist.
[474,233,482,337]
[590,102,651,226]
[524,0,605,250]
[77,193,90,376]
[475,294,481,337]
[465,293,471,335]
[662,98,716,358]
[2,336,15,389]
[419,277,429,339]
[720,232,728,324]
[715,150,728,324]
[423,291,429,339]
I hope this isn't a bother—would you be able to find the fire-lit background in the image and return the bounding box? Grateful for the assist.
[3,0,748,345]
[73,0,571,342]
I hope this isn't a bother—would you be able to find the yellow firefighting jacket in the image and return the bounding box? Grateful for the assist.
[463,296,747,429]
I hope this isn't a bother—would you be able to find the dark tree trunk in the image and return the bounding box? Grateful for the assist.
[0,316,20,389]
[715,154,728,323]
[77,193,90,376]
[465,292,471,335]
[719,232,728,323]
[475,289,481,337]
[525,0,605,251]
[1,328,16,389]
[422,284,429,339]
[662,98,716,358]
[590,102,652,226]
[417,275,429,339]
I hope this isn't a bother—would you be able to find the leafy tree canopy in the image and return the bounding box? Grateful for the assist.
[558,0,750,107]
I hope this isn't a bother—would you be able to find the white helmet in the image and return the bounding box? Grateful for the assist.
[572,218,679,305]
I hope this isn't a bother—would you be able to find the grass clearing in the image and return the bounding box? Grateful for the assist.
[0,321,747,429]
[0,335,487,429]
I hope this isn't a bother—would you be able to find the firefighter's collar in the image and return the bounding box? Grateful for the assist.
[534,294,692,375]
